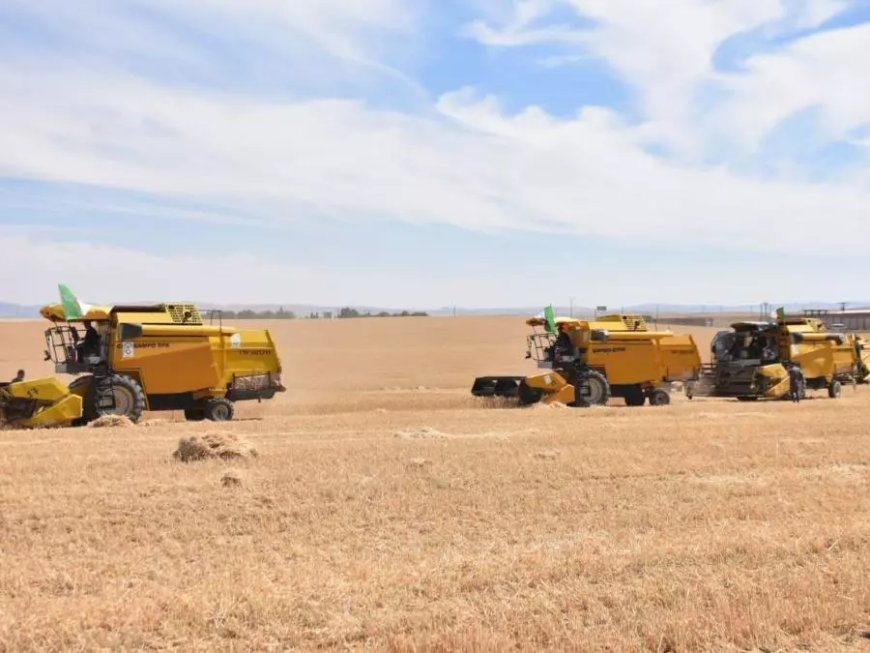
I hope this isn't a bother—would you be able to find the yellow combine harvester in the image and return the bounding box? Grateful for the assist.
[688,317,870,400]
[0,298,284,428]
[472,314,701,407]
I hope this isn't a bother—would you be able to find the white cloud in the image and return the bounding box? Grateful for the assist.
[2,0,870,306]
[2,63,869,258]
[713,22,870,152]
[1,0,422,95]
[0,230,545,308]
[464,0,858,158]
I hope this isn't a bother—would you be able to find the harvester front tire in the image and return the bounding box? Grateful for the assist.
[828,381,842,399]
[581,370,610,406]
[204,398,235,422]
[99,374,146,423]
[648,389,671,406]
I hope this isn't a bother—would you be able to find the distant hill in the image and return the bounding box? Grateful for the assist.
[2,300,869,319]
[0,303,41,318]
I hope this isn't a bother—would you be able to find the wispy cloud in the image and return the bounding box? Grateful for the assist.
[1,0,869,305]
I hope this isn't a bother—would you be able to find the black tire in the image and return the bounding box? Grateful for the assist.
[624,385,645,407]
[184,407,206,422]
[517,380,543,406]
[828,380,842,399]
[648,388,670,406]
[204,397,235,422]
[577,370,610,406]
[96,374,146,423]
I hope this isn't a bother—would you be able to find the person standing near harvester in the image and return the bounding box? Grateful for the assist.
[788,364,804,403]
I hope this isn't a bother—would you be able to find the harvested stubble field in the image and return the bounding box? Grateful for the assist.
[1,317,870,651]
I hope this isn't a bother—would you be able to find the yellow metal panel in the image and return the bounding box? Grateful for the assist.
[6,377,71,401]
[111,335,220,394]
[27,395,83,427]
[587,340,659,385]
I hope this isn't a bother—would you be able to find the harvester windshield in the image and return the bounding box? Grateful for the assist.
[524,316,576,366]
[44,322,108,375]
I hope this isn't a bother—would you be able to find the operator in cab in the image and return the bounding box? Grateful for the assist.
[75,320,102,360]
[553,323,576,366]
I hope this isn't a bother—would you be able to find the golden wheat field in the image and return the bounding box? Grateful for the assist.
[1,316,869,652]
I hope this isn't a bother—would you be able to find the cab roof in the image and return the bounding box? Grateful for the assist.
[525,315,576,327]
[730,321,776,332]
[40,303,198,323]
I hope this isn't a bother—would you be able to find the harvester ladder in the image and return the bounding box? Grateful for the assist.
[93,370,116,413]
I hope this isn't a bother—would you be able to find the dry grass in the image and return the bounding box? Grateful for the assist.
[89,414,135,428]
[173,432,258,462]
[1,317,869,650]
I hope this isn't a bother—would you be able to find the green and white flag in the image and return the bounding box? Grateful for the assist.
[544,304,557,333]
[58,284,90,320]
[775,306,786,320]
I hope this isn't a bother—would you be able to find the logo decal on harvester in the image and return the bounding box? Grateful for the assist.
[122,342,135,358]
[230,333,242,349]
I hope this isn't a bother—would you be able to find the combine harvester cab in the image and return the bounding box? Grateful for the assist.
[689,317,868,401]
[1,296,286,429]
[472,314,702,407]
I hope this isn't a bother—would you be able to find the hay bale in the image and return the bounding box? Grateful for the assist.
[173,432,258,462]
[89,415,135,428]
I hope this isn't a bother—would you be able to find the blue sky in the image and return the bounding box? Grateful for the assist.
[1,0,869,308]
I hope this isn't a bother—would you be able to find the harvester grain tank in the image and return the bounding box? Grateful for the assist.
[472,314,702,407]
[0,296,285,428]
[689,317,870,400]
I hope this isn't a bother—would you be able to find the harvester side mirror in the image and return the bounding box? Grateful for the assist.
[119,323,144,341]
[44,350,51,362]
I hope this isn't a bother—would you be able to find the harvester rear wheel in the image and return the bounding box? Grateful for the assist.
[204,398,235,422]
[828,380,842,399]
[648,388,671,406]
